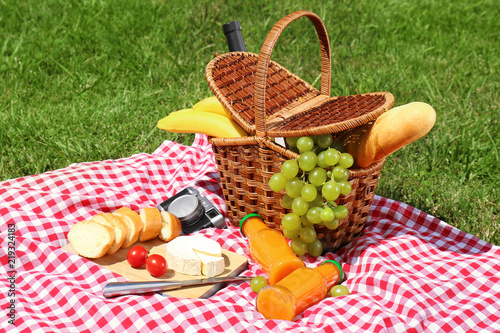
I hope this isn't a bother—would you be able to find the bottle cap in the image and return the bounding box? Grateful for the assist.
[222,20,247,52]
[239,213,262,237]
[222,21,242,35]
[321,260,344,282]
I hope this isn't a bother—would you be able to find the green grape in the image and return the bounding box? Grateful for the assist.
[338,153,354,169]
[285,137,299,147]
[306,207,323,224]
[296,137,314,153]
[283,226,301,239]
[338,180,352,195]
[308,167,327,187]
[329,285,350,297]
[326,200,338,207]
[298,151,317,171]
[250,276,268,293]
[290,238,308,256]
[322,181,340,201]
[324,219,339,230]
[299,226,317,243]
[307,239,323,257]
[316,134,334,149]
[330,140,346,153]
[285,178,304,198]
[269,173,287,192]
[281,194,293,209]
[301,214,314,227]
[340,170,350,181]
[309,194,325,208]
[281,213,301,230]
[324,148,340,166]
[300,183,318,202]
[281,160,299,179]
[320,207,335,223]
[292,197,309,216]
[317,151,329,168]
[332,166,349,182]
[333,205,349,220]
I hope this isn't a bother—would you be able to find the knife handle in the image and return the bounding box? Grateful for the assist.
[103,281,182,298]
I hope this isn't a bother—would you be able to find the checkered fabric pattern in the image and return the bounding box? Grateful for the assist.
[1,134,499,332]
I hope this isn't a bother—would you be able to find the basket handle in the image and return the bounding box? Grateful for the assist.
[254,11,332,137]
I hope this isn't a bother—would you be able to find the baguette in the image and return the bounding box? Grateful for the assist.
[344,102,436,168]
[112,207,144,249]
[68,220,115,258]
[158,211,182,242]
[90,213,126,255]
[139,207,162,242]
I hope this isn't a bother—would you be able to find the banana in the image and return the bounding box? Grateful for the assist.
[157,109,248,138]
[193,96,232,119]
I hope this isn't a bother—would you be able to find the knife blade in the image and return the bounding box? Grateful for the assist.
[103,276,253,298]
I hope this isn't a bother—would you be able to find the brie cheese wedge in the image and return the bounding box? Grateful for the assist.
[166,235,225,277]
[196,252,225,277]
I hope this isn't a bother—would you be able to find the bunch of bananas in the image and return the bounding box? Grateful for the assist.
[157,97,248,138]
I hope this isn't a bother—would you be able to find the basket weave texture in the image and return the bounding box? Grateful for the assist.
[205,11,393,252]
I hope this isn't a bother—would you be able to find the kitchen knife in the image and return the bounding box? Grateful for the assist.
[103,276,253,298]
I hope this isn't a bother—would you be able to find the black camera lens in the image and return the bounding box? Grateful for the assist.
[157,186,225,234]
[168,194,205,227]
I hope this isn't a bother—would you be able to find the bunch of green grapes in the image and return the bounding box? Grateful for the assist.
[268,134,354,257]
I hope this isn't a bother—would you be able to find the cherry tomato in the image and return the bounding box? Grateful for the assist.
[146,254,167,277]
[127,246,148,268]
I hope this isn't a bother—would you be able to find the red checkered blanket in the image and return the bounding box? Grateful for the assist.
[1,134,499,332]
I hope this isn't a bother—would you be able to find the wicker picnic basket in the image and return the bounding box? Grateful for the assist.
[205,11,394,252]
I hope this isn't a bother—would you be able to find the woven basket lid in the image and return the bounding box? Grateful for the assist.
[205,11,394,138]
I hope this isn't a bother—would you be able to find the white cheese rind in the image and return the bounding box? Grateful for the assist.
[191,236,222,257]
[165,235,224,277]
[166,236,201,276]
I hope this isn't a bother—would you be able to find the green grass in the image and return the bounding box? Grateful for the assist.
[1,0,498,245]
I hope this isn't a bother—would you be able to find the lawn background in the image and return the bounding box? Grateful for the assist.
[1,0,498,245]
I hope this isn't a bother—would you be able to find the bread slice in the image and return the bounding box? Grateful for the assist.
[113,214,130,240]
[158,211,182,242]
[68,220,115,258]
[139,207,162,242]
[112,207,144,248]
[90,213,126,255]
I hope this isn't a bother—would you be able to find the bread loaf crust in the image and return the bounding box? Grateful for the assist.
[139,207,162,242]
[112,207,144,249]
[356,102,436,167]
[158,211,182,242]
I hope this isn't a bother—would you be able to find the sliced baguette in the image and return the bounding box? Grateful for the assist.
[139,207,162,242]
[113,214,130,241]
[90,213,126,255]
[68,220,115,258]
[112,207,144,248]
[158,211,182,242]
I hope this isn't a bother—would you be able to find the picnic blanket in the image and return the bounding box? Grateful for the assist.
[1,134,499,333]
